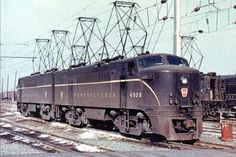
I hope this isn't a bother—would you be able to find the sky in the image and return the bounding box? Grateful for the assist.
[1,0,236,91]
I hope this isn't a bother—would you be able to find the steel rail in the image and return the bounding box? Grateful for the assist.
[0,119,114,152]
[0,127,77,153]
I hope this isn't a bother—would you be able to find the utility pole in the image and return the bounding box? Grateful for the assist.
[0,43,2,99]
[6,74,9,100]
[173,0,182,57]
[1,78,3,99]
[14,71,17,101]
[1,56,36,59]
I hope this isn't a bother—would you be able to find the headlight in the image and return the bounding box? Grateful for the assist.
[180,76,188,85]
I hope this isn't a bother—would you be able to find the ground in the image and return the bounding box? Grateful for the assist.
[0,101,235,156]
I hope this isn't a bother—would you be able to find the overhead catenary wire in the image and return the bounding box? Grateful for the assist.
[2,0,100,60]
[146,2,164,50]
[2,0,236,75]
[5,0,233,51]
[152,0,173,52]
[1,0,236,92]
[32,0,236,68]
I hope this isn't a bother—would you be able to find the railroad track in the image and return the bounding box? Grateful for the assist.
[3,118,235,152]
[149,141,201,150]
[0,120,114,153]
[1,103,235,152]
[0,118,201,151]
[148,140,236,151]
[0,127,77,153]
[194,141,236,150]
[110,134,236,151]
[120,134,236,151]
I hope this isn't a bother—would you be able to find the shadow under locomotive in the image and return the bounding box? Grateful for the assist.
[17,53,202,142]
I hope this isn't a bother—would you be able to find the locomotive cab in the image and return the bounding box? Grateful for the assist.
[132,53,202,141]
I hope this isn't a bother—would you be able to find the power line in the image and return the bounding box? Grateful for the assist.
[0,56,36,59]
[6,1,234,52]
[30,0,100,40]
[1,0,101,59]
[1,0,235,72]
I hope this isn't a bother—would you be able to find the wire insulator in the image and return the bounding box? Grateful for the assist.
[133,16,137,22]
[198,30,203,33]
[206,18,209,24]
[162,16,168,21]
[194,6,201,12]
[161,0,167,4]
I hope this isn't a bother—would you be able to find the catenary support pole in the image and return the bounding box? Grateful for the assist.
[173,0,182,57]
[14,71,17,101]
[1,78,3,99]
[6,74,9,100]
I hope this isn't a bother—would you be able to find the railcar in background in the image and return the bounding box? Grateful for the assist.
[201,73,236,121]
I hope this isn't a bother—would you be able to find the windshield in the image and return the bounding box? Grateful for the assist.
[166,55,189,66]
[138,55,163,68]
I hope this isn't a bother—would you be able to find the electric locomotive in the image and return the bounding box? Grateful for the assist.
[17,53,202,141]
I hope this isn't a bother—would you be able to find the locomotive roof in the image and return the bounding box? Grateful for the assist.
[19,53,192,79]
[139,64,199,73]
[105,53,186,64]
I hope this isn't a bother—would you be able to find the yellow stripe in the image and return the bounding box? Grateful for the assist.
[55,79,141,87]
[17,79,161,106]
[140,80,161,106]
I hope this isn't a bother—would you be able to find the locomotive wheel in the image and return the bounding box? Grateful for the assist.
[66,111,82,126]
[65,110,87,127]
[81,113,88,126]
[113,114,148,137]
[40,104,53,121]
[21,104,30,117]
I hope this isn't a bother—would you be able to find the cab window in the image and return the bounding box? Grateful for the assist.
[138,55,163,68]
[166,55,189,66]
